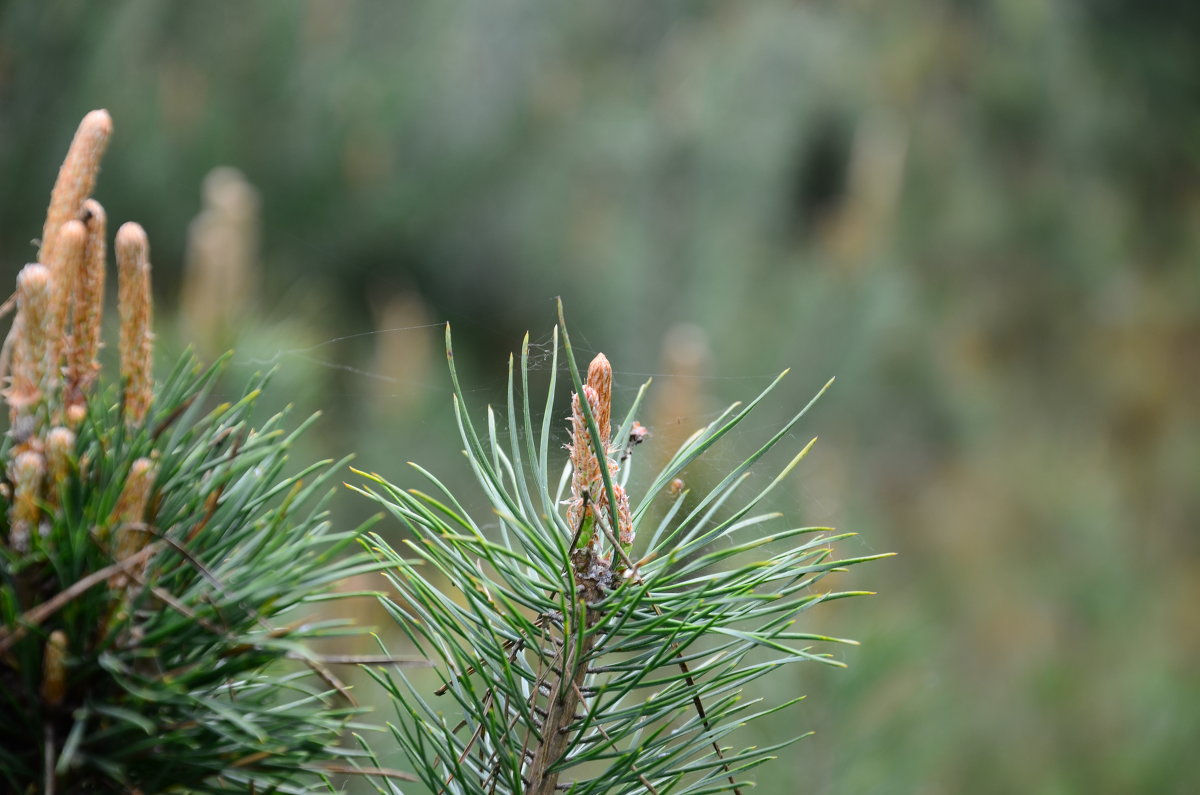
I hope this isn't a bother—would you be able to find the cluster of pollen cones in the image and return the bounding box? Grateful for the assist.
[2,109,156,561]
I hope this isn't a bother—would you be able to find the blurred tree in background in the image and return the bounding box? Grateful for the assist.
[2,1,1197,792]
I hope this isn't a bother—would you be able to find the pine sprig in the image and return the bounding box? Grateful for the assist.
[0,354,396,793]
[1,109,422,794]
[354,301,889,794]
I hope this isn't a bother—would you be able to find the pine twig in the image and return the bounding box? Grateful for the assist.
[0,543,161,654]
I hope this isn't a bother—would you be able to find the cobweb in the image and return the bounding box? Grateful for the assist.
[228,311,842,525]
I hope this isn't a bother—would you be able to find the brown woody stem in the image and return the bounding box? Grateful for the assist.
[525,610,597,795]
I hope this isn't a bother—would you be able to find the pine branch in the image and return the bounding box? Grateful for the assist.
[2,110,386,793]
[355,302,890,794]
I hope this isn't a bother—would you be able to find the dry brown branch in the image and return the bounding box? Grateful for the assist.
[0,543,162,653]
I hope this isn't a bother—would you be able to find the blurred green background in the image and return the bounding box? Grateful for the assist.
[3,1,1198,792]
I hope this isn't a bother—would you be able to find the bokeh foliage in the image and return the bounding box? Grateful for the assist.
[2,1,1198,792]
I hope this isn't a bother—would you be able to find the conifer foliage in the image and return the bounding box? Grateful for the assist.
[354,304,887,794]
[0,112,388,793]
